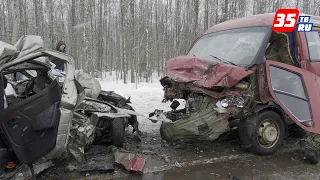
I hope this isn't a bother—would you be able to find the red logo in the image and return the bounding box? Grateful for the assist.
[272,8,300,32]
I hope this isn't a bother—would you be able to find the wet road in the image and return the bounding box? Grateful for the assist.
[41,130,320,180]
[118,151,319,180]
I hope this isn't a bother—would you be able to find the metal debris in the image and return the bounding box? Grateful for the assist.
[141,150,156,155]
[299,139,319,165]
[114,150,145,172]
[78,161,114,172]
[174,161,182,168]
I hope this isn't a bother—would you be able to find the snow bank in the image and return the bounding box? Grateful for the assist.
[100,71,165,84]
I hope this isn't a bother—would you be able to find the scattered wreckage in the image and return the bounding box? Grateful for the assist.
[0,35,143,179]
[150,13,320,156]
[1,12,320,180]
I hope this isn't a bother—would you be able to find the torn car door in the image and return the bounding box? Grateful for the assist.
[0,78,61,164]
[266,60,320,133]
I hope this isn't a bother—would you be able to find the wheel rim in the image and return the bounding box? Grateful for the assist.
[257,119,280,148]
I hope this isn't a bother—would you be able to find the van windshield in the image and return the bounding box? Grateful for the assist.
[188,27,269,67]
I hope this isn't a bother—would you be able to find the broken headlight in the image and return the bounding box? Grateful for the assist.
[217,96,245,108]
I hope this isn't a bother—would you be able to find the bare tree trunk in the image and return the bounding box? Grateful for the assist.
[120,0,127,83]
[130,0,135,83]
[33,0,40,35]
[11,0,20,44]
[70,0,78,68]
[193,0,199,38]
[303,0,310,14]
[204,0,209,30]
[47,0,55,48]
[224,0,228,21]
[23,0,28,34]
[97,0,103,78]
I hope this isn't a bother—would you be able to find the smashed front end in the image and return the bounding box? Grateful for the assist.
[156,56,256,141]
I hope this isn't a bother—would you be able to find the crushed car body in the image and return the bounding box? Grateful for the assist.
[152,13,320,156]
[158,56,254,141]
[0,35,141,179]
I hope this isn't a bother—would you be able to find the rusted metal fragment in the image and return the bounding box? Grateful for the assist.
[166,56,253,88]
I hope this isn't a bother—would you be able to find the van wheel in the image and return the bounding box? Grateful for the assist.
[241,110,285,155]
[112,118,125,147]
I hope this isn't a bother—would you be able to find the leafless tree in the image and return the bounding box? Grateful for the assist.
[2,0,320,83]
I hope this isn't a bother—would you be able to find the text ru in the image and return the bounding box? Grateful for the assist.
[296,23,313,31]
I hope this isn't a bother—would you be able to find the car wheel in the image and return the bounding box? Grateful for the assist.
[241,110,285,155]
[112,118,125,147]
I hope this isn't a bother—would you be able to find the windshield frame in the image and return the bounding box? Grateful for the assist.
[187,26,273,67]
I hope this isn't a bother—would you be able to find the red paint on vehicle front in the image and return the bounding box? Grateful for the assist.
[166,56,254,89]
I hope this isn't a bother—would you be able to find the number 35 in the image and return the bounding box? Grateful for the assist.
[274,13,297,27]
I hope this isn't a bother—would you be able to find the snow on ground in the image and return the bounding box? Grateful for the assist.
[99,79,185,133]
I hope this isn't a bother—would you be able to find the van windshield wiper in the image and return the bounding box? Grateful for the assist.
[209,55,238,66]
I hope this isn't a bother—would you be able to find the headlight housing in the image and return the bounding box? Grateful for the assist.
[217,96,245,108]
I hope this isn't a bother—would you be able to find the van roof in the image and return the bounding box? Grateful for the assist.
[204,13,320,35]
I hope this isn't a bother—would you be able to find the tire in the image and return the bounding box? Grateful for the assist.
[112,118,125,147]
[240,110,285,155]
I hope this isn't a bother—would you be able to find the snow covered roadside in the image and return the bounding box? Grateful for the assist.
[99,80,185,133]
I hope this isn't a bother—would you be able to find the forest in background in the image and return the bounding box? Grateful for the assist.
[1,0,320,83]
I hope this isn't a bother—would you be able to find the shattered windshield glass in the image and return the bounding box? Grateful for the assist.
[188,27,269,66]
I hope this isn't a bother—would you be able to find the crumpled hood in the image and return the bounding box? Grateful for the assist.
[166,56,254,88]
[0,35,44,66]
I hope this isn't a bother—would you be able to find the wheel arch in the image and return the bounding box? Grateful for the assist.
[253,102,289,135]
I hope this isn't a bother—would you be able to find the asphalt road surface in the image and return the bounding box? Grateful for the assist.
[39,129,320,180]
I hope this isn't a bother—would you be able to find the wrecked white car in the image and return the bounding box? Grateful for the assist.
[0,35,140,179]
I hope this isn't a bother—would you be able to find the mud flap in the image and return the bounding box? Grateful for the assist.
[238,117,257,148]
[160,107,229,141]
